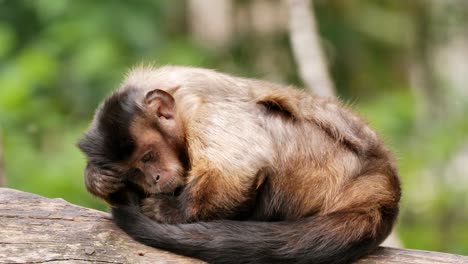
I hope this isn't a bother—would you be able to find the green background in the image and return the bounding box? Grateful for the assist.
[1,0,467,255]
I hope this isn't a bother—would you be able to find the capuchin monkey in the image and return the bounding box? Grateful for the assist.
[78,66,401,264]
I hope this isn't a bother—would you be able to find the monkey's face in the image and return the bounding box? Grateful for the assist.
[79,88,187,198]
[120,88,187,195]
[125,116,186,195]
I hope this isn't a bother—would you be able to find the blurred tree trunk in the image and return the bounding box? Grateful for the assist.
[285,0,335,97]
[248,0,287,35]
[188,0,234,48]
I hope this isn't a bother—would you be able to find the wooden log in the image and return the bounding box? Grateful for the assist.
[0,188,202,264]
[0,187,467,264]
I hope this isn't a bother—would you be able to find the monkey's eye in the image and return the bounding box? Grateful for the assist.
[141,152,153,163]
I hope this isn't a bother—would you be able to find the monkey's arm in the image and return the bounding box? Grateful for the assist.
[141,158,258,224]
[84,162,124,202]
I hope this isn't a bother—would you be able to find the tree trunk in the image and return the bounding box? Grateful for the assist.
[285,0,335,97]
[188,0,234,48]
[1,188,467,263]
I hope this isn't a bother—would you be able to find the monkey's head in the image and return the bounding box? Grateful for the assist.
[78,87,188,199]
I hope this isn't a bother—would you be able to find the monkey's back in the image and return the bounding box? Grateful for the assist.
[123,65,399,219]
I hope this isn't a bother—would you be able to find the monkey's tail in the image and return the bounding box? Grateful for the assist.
[111,203,398,264]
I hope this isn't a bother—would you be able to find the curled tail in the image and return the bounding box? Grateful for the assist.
[112,201,398,264]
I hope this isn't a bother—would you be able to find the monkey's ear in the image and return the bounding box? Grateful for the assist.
[144,89,176,119]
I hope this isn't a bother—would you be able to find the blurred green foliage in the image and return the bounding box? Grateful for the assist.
[1,0,467,255]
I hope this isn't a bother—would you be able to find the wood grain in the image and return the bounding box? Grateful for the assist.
[0,188,466,263]
[0,188,202,264]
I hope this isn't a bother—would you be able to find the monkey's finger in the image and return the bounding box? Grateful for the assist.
[92,176,125,194]
[99,169,119,177]
[94,182,124,196]
[99,174,124,185]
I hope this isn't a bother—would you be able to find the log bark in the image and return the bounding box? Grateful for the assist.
[0,188,467,264]
[0,188,202,264]
[188,0,233,48]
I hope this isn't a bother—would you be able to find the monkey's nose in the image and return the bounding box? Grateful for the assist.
[151,174,161,185]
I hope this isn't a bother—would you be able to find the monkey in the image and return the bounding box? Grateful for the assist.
[78,65,401,264]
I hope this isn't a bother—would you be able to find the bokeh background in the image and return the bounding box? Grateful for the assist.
[1,0,467,255]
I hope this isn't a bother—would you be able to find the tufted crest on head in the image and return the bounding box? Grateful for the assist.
[78,88,142,169]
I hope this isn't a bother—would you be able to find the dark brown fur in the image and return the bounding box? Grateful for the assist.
[78,66,401,264]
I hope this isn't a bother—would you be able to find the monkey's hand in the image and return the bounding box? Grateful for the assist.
[140,195,184,224]
[84,162,124,200]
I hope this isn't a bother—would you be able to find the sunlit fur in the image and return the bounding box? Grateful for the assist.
[82,65,401,264]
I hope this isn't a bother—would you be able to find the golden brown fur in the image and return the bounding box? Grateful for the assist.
[78,65,401,264]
